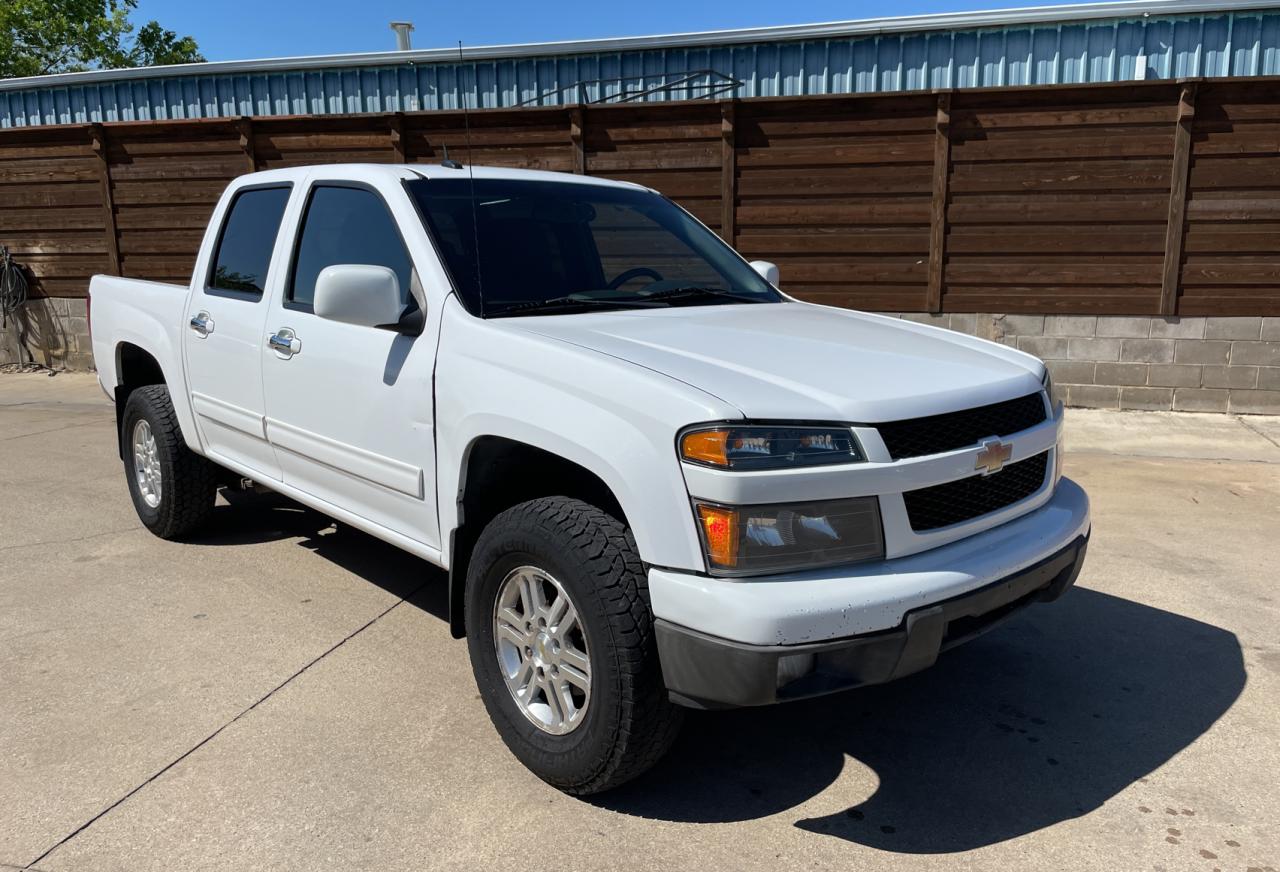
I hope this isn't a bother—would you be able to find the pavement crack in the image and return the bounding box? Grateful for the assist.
[24,586,424,869]
[0,526,142,554]
[1235,414,1280,449]
[0,421,97,443]
[1064,448,1279,465]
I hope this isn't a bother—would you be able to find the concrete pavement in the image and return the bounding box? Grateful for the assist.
[1,373,1277,871]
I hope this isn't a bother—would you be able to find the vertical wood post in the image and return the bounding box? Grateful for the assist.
[569,107,585,174]
[390,112,406,162]
[720,100,737,247]
[237,116,257,173]
[1160,83,1197,316]
[89,124,121,277]
[925,93,952,314]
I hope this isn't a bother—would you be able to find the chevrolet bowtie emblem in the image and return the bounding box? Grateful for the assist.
[975,439,1013,475]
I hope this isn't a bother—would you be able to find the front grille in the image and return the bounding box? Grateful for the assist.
[903,452,1049,532]
[877,392,1047,460]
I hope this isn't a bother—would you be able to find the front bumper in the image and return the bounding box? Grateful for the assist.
[657,532,1088,708]
[649,477,1089,646]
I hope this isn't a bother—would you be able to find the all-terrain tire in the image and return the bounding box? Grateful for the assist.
[465,496,683,795]
[121,384,218,539]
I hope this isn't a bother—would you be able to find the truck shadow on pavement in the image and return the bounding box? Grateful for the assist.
[594,586,1245,853]
[201,490,450,619]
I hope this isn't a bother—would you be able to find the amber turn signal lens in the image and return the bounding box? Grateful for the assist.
[696,503,739,569]
[681,429,730,467]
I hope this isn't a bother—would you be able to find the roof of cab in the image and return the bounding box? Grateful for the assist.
[234,163,648,191]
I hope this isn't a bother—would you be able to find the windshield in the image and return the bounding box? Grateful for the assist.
[406,177,783,317]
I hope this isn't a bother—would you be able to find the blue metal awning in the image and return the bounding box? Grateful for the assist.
[2,1,1278,127]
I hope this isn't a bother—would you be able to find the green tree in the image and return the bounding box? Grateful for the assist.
[0,0,203,79]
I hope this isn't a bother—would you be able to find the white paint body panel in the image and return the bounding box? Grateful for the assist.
[89,163,1088,650]
[512,302,1045,422]
[185,316,280,480]
[89,276,198,442]
[433,294,735,571]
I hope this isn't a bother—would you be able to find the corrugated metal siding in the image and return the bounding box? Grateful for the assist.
[3,8,1279,127]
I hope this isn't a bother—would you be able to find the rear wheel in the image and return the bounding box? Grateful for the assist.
[121,385,218,539]
[465,496,682,794]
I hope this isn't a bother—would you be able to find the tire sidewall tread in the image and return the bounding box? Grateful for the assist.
[121,385,217,540]
[465,496,682,795]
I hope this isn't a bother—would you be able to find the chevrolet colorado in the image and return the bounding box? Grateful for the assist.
[89,163,1090,794]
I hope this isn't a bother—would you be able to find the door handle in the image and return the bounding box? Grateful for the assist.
[268,328,302,358]
[189,312,214,337]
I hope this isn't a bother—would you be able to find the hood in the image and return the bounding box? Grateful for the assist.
[510,302,1043,422]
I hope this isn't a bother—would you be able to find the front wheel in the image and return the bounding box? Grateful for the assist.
[121,384,218,539]
[465,497,683,794]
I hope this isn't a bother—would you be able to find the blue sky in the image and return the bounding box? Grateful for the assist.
[133,0,1075,62]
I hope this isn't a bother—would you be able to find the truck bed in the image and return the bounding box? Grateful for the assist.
[88,274,195,442]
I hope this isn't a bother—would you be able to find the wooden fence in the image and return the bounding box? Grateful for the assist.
[1,76,1278,316]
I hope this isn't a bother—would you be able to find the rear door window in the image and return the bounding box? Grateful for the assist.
[207,186,291,298]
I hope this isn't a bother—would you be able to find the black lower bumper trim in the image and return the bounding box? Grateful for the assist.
[657,533,1089,709]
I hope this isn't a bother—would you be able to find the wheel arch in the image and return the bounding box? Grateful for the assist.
[113,342,169,459]
[447,435,633,639]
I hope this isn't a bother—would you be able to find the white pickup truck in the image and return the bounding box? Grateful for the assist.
[89,163,1090,794]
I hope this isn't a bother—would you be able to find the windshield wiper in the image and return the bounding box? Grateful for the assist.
[487,286,769,317]
[637,285,768,304]
[487,295,663,317]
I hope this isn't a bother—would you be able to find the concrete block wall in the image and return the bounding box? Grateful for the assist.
[879,313,1280,415]
[0,298,93,372]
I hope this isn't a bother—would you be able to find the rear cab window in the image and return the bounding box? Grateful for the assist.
[206,185,292,299]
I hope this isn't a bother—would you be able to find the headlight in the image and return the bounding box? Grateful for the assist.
[680,425,864,470]
[694,497,884,576]
[1042,367,1055,405]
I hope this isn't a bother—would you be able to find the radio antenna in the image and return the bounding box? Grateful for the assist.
[457,41,485,314]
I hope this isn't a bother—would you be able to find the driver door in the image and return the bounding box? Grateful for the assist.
[259,178,441,549]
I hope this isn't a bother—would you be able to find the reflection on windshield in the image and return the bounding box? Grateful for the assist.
[407,177,783,317]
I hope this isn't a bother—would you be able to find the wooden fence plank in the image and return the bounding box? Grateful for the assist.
[390,113,406,162]
[90,124,121,276]
[570,107,585,174]
[237,117,257,174]
[1161,84,1197,316]
[721,100,736,247]
[926,94,951,313]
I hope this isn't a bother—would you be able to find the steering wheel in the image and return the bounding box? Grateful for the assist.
[607,267,663,290]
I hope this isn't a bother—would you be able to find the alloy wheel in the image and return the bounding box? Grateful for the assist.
[492,565,592,735]
[131,419,162,509]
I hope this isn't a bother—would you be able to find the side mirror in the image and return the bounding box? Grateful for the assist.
[313,264,405,329]
[750,260,780,286]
